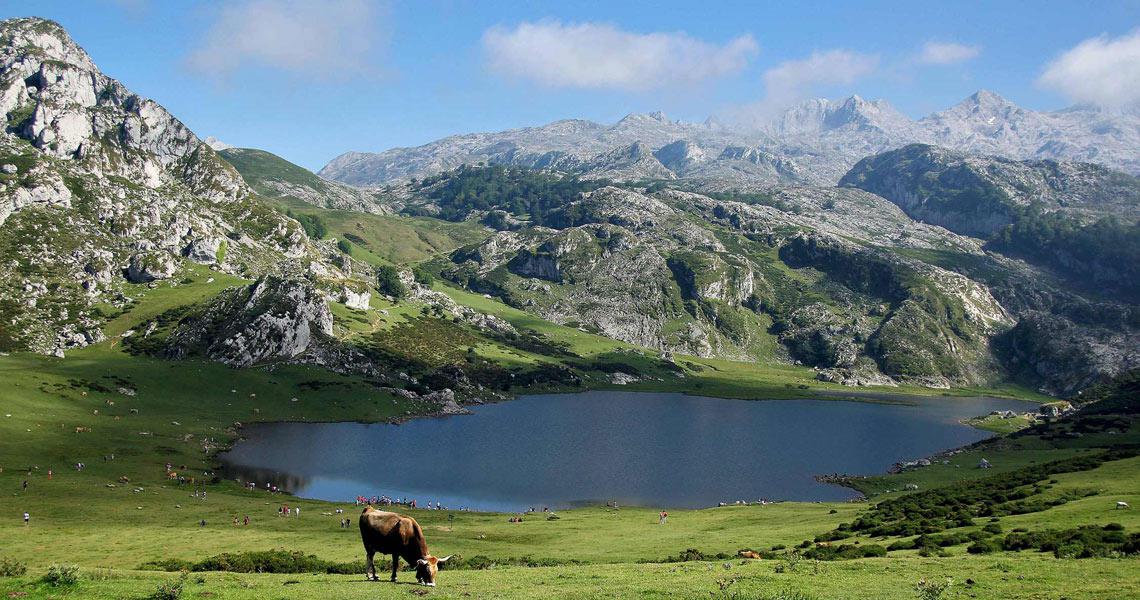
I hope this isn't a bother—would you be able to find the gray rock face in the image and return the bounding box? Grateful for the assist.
[840,144,1140,237]
[165,276,334,367]
[182,237,223,264]
[0,18,359,356]
[320,91,1140,188]
[1,18,241,198]
[340,286,371,311]
[507,248,562,282]
[999,311,1140,396]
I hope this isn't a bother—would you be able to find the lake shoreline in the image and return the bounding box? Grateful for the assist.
[218,390,1035,512]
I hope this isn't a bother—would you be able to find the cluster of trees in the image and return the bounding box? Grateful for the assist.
[286,210,327,240]
[376,265,406,299]
[413,165,606,224]
[989,207,1140,301]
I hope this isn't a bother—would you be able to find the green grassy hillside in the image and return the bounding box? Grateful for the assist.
[0,271,1135,599]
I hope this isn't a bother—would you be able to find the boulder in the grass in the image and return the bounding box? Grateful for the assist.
[125,252,177,283]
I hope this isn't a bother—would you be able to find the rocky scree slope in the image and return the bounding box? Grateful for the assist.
[0,18,366,355]
[320,92,1140,188]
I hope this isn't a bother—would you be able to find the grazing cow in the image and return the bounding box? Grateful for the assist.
[359,507,451,586]
[1117,501,1130,509]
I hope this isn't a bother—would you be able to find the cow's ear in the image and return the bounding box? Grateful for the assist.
[437,555,453,563]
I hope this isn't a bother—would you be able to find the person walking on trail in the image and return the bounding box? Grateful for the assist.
[21,479,27,491]
[659,510,668,524]
[23,512,29,526]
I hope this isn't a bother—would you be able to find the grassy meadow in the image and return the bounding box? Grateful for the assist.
[0,256,1135,599]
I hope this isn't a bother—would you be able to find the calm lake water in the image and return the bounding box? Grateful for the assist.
[218,391,1034,511]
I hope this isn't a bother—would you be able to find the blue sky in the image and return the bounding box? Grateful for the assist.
[6,1,1140,170]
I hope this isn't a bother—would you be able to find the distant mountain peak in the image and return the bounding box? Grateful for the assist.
[770,94,911,136]
[952,90,1021,115]
[204,136,232,151]
[616,111,670,126]
[969,89,1007,104]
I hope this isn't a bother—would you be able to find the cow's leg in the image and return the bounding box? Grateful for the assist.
[365,550,375,581]
[390,554,399,582]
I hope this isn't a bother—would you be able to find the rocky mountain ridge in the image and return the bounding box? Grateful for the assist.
[840,143,1140,237]
[320,91,1140,189]
[0,18,370,355]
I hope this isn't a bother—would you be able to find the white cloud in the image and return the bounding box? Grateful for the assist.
[1038,30,1140,107]
[187,0,383,81]
[761,49,879,108]
[917,41,980,65]
[482,20,758,91]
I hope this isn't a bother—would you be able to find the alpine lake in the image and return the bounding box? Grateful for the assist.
[219,391,1036,512]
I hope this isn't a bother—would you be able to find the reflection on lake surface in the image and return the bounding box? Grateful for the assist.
[219,391,1034,511]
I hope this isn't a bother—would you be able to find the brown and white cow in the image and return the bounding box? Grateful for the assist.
[359,507,452,586]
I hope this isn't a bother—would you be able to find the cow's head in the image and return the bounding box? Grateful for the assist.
[415,555,451,586]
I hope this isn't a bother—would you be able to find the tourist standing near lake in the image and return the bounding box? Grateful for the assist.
[659,510,668,524]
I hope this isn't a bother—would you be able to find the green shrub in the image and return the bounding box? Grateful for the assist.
[412,264,436,286]
[148,573,187,600]
[999,524,1138,558]
[0,557,27,576]
[287,211,327,239]
[141,550,363,575]
[967,538,1002,554]
[914,578,952,600]
[803,544,887,561]
[42,564,79,586]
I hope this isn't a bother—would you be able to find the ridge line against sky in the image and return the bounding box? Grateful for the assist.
[7,0,1140,171]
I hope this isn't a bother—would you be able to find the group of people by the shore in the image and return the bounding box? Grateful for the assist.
[354,495,474,512]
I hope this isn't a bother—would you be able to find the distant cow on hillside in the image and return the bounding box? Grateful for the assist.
[359,507,452,586]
